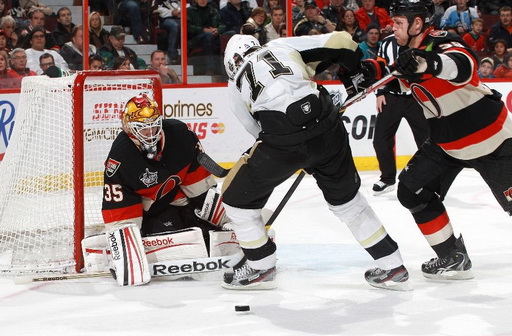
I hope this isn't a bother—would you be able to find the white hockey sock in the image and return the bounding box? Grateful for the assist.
[223,204,276,270]
[329,192,403,269]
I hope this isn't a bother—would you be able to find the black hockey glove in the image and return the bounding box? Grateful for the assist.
[361,59,389,81]
[395,48,442,80]
[338,59,388,103]
[338,70,368,102]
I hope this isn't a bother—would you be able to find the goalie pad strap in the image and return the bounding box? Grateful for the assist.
[107,223,150,286]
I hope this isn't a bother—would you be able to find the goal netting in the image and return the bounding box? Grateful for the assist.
[0,71,162,274]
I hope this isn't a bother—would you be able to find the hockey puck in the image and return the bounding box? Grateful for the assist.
[235,305,250,312]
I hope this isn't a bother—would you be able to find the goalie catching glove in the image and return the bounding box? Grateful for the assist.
[194,188,232,230]
[395,48,442,80]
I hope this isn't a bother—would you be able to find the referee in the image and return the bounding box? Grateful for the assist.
[372,34,430,195]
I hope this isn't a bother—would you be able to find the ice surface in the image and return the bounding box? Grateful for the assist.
[1,169,511,336]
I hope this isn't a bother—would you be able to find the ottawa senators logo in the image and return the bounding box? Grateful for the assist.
[105,158,121,177]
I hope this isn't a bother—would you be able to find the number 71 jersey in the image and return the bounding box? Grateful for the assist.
[227,31,359,139]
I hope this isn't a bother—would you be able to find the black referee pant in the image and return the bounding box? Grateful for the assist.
[373,93,429,185]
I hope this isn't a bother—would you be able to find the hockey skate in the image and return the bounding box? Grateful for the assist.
[364,265,413,291]
[372,181,395,196]
[422,235,474,280]
[222,259,276,290]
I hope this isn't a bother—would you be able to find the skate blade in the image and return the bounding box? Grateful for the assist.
[368,280,413,291]
[373,185,395,196]
[423,269,474,280]
[221,281,277,291]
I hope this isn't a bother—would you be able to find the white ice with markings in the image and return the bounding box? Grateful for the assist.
[1,169,511,336]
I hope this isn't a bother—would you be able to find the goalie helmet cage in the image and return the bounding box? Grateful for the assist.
[0,70,163,274]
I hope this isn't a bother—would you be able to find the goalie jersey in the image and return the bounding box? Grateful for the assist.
[102,119,217,228]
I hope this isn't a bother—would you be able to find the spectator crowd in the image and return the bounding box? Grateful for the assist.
[0,0,511,89]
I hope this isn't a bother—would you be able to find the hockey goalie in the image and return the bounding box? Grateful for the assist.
[82,94,242,286]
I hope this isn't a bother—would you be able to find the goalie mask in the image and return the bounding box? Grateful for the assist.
[223,34,261,80]
[122,94,162,159]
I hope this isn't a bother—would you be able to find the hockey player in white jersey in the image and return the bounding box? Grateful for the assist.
[220,32,412,291]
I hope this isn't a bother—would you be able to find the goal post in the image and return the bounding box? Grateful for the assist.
[0,70,162,274]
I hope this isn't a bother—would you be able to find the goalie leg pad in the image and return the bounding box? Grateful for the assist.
[143,227,208,264]
[208,228,275,258]
[82,233,110,273]
[209,230,240,257]
[143,227,209,281]
[107,223,151,287]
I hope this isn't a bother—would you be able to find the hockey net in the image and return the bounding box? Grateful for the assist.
[0,71,162,274]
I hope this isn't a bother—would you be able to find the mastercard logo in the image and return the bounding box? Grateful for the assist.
[211,122,225,134]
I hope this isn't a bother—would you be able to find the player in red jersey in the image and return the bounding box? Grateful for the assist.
[391,0,512,280]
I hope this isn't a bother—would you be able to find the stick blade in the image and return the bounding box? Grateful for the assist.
[14,276,35,285]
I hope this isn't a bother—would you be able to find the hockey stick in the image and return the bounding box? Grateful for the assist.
[265,170,305,230]
[197,152,230,178]
[341,71,397,111]
[14,272,112,284]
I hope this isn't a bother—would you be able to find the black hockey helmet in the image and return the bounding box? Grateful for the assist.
[389,0,434,25]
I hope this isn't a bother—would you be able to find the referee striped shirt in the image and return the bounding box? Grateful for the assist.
[377,35,410,95]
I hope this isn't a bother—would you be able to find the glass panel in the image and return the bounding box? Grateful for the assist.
[0,0,295,89]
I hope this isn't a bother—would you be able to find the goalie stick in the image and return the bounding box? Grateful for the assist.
[14,272,112,284]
